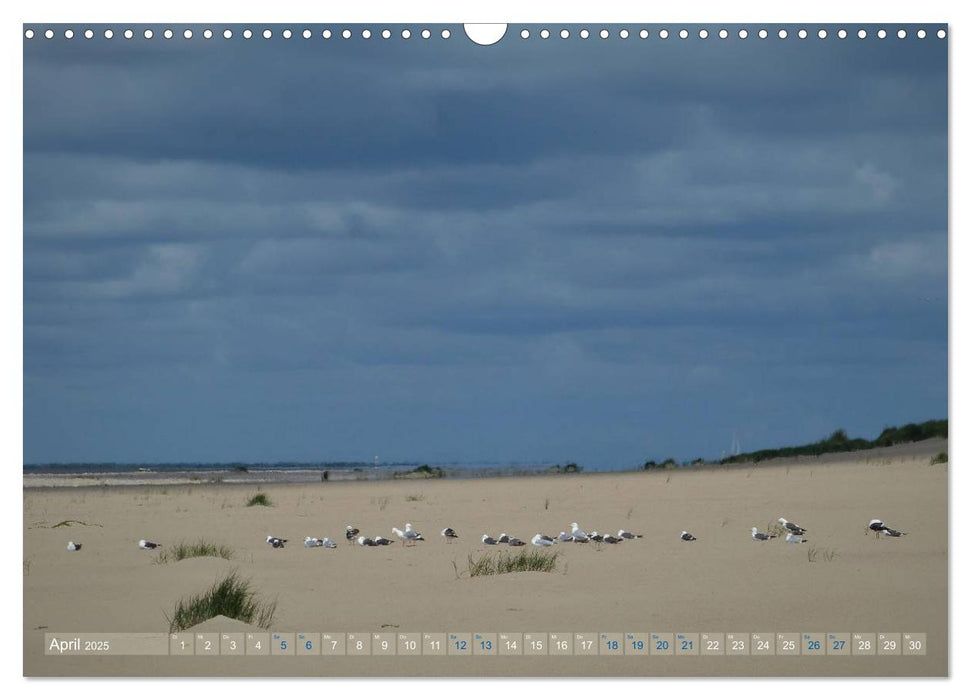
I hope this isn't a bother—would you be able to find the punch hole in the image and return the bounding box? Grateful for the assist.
[679,29,688,39]
[282,29,292,39]
[64,29,74,39]
[521,29,529,39]
[442,29,451,39]
[897,29,906,39]
[263,29,272,39]
[560,29,570,39]
[104,29,113,39]
[44,29,53,39]
[580,29,589,39]
[937,29,946,39]
[163,29,173,39]
[203,29,212,39]
[758,29,767,39]
[124,29,133,39]
[362,29,372,39]
[382,29,391,39]
[183,29,193,39]
[798,29,807,39]
[600,29,608,39]
[659,29,669,39]
[540,29,550,39]
[818,29,827,39]
[877,29,887,39]
[699,29,709,39]
[838,29,847,39]
[143,29,153,39]
[322,29,332,39]
[917,29,926,39]
[243,29,253,39]
[24,29,34,39]
[464,24,507,46]
[84,29,93,39]
[223,29,232,39]
[342,29,351,39]
[858,29,867,39]
[619,29,629,39]
[402,29,411,39]
[718,29,728,39]
[738,29,748,39]
[778,29,788,39]
[639,29,648,39]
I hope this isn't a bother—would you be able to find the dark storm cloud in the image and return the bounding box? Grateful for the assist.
[23,25,948,464]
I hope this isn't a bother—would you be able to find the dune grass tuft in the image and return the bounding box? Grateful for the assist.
[155,540,234,564]
[246,492,272,507]
[167,571,276,632]
[467,550,559,577]
[931,451,948,465]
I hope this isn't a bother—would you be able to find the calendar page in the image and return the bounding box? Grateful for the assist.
[22,18,948,678]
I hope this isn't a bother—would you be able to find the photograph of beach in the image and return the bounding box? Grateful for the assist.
[22,19,947,679]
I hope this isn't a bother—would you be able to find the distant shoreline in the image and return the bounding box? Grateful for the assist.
[21,437,946,490]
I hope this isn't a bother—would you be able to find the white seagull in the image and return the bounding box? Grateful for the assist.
[304,537,324,547]
[618,529,643,539]
[266,535,287,548]
[785,532,807,544]
[482,534,499,545]
[869,519,906,537]
[680,531,697,541]
[571,522,588,540]
[751,527,775,542]
[778,518,807,536]
[557,532,574,543]
[402,523,424,543]
[321,538,337,548]
[442,527,458,542]
[531,534,554,547]
[138,539,161,550]
[66,541,82,552]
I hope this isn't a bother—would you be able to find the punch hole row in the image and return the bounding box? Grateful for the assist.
[23,26,948,41]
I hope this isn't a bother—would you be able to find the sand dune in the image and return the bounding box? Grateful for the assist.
[23,442,947,676]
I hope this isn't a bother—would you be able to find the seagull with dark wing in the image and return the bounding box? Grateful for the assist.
[138,539,162,550]
[680,531,697,541]
[869,519,906,537]
[751,527,775,542]
[345,525,360,541]
[618,529,642,539]
[373,535,393,546]
[603,534,623,544]
[507,537,527,547]
[482,534,499,545]
[266,535,287,548]
[442,527,458,542]
[778,518,806,536]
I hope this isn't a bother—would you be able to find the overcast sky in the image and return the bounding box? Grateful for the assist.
[22,25,947,466]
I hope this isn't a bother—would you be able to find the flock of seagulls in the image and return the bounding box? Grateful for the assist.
[63,516,910,554]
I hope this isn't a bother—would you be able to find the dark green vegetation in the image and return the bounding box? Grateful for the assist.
[931,451,948,465]
[155,540,234,564]
[715,420,947,465]
[167,572,276,632]
[245,492,272,507]
[642,458,678,471]
[467,550,559,577]
[393,464,445,479]
[547,462,583,474]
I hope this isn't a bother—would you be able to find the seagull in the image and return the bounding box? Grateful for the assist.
[590,531,604,543]
[603,534,623,544]
[539,533,557,543]
[751,527,775,541]
[571,523,588,540]
[266,536,287,548]
[618,529,642,539]
[442,527,458,542]
[304,537,324,547]
[680,531,697,541]
[785,532,807,544]
[345,525,360,540]
[557,532,574,543]
[497,534,510,544]
[869,519,906,537]
[138,539,161,550]
[402,523,424,543]
[373,535,393,546]
[482,534,499,545]
[778,518,807,536]
[531,534,554,546]
[66,541,82,552]
[321,538,337,548]
[357,535,377,547]
[507,537,526,547]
